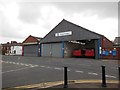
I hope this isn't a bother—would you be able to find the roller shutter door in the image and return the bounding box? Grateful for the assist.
[41,43,62,57]
[24,45,38,56]
[41,44,51,57]
[51,43,62,57]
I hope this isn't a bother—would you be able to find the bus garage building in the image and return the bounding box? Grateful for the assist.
[40,19,114,59]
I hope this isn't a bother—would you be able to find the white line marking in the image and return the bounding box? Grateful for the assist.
[106,75,116,78]
[25,64,29,66]
[88,72,98,75]
[20,63,24,65]
[75,70,84,73]
[46,66,51,68]
[54,68,62,70]
[9,62,12,64]
[16,63,20,65]
[12,62,16,64]
[30,65,35,67]
[34,65,39,67]
[2,67,32,74]
[40,66,45,68]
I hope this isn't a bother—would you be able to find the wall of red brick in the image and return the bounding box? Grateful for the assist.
[100,36,120,60]
[23,35,38,43]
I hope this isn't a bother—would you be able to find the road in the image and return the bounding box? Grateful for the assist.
[1,55,119,88]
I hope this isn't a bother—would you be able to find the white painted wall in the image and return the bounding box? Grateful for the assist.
[11,46,22,55]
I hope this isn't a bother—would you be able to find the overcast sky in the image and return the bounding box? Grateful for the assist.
[0,1,118,43]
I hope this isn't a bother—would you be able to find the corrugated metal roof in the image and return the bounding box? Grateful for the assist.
[40,19,103,43]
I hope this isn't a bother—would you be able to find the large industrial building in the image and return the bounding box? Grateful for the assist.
[1,19,119,60]
[40,19,115,59]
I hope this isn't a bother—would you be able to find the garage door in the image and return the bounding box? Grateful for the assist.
[41,43,62,57]
[41,44,52,57]
[24,45,38,56]
[51,43,62,57]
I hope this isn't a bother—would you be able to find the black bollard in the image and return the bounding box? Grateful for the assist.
[118,67,120,88]
[64,67,68,88]
[101,66,107,87]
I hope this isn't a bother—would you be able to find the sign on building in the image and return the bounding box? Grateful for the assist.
[55,31,72,37]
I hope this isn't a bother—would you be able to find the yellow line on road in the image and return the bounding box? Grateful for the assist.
[13,80,118,89]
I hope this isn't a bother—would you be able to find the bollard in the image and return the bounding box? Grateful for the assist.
[118,67,120,88]
[101,66,107,87]
[64,67,68,88]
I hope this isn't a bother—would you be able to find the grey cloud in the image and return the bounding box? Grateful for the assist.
[53,2,118,19]
[18,2,118,24]
[0,14,24,39]
[18,2,41,23]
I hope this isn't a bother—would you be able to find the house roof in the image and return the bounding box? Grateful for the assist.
[23,35,42,44]
[40,19,104,43]
[1,43,23,46]
[113,37,120,46]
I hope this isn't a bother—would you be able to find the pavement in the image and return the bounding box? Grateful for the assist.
[2,80,119,90]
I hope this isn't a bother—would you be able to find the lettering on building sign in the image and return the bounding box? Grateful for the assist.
[55,31,72,37]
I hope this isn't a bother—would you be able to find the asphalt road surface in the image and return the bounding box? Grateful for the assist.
[1,55,119,88]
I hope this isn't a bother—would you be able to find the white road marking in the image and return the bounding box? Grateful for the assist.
[54,68,62,70]
[46,66,51,68]
[25,64,29,66]
[9,62,12,64]
[40,66,45,68]
[30,65,35,67]
[34,65,39,67]
[3,61,40,68]
[88,72,98,75]
[2,67,32,74]
[105,75,116,78]
[12,62,16,64]
[75,70,84,73]
[16,63,20,65]
[20,63,24,65]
